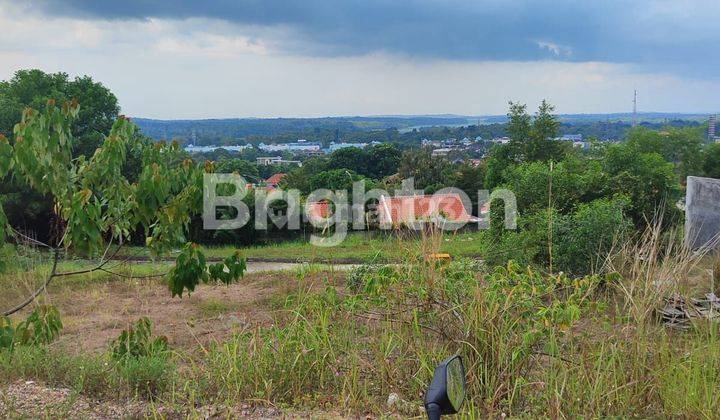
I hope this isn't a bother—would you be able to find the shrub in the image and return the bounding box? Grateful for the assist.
[110,317,173,397]
[0,305,63,350]
[553,197,632,274]
[110,317,168,362]
[487,197,631,275]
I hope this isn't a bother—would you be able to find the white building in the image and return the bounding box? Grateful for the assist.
[258,140,322,153]
[490,137,511,145]
[256,156,302,166]
[184,144,253,153]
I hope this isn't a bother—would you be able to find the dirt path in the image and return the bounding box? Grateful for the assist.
[244,261,360,273]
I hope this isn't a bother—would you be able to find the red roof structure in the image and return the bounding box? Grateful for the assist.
[265,173,286,188]
[307,200,331,221]
[378,193,479,226]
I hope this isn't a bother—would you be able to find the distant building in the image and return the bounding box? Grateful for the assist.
[422,138,441,147]
[257,156,283,165]
[258,140,322,153]
[710,115,718,141]
[572,141,589,149]
[184,144,253,153]
[558,134,583,142]
[431,148,452,157]
[490,137,511,145]
[256,156,302,166]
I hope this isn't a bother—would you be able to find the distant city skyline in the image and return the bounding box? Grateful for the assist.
[1,1,719,119]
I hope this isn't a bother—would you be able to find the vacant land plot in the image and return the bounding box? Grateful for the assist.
[2,238,720,418]
[1,262,342,355]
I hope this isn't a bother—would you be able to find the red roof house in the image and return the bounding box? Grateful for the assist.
[378,193,480,227]
[265,173,286,190]
[306,200,332,222]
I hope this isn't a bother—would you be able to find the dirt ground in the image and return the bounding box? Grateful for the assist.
[6,268,345,355]
[0,380,342,419]
[1,268,350,418]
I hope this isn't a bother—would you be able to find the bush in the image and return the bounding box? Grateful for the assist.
[486,197,631,275]
[553,197,632,274]
[501,157,605,214]
[110,317,174,397]
[0,305,63,350]
[110,317,168,362]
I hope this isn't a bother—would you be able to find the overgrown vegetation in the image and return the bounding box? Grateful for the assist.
[2,226,719,417]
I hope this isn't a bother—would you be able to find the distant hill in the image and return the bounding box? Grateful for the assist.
[131,112,710,145]
[132,115,474,142]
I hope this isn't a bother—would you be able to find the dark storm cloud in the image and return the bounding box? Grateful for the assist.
[28,0,720,76]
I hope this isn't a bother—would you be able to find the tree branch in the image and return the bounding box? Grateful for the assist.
[2,248,59,316]
[97,267,168,279]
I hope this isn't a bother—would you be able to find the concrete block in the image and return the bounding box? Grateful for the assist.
[685,176,720,250]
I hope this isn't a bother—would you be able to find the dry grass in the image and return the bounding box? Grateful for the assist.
[0,262,343,355]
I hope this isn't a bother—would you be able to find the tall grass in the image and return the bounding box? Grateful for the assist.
[3,224,720,417]
[604,220,704,329]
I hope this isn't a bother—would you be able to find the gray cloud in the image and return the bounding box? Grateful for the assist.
[25,0,719,77]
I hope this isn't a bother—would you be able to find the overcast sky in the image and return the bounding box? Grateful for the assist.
[1,0,718,119]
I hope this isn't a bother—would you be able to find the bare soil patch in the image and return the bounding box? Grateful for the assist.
[6,269,344,355]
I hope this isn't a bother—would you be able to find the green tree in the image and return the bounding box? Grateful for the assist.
[506,102,531,145]
[281,157,329,194]
[326,147,368,175]
[0,101,246,316]
[627,126,704,182]
[485,100,567,189]
[0,69,120,242]
[215,158,260,181]
[484,143,515,189]
[704,143,720,179]
[501,156,605,215]
[451,163,486,215]
[398,148,449,191]
[506,100,566,163]
[365,143,401,179]
[601,142,679,224]
[309,168,365,192]
[0,69,119,154]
